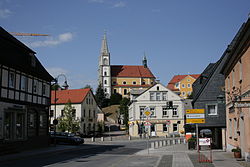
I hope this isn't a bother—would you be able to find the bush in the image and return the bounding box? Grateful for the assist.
[231,147,241,152]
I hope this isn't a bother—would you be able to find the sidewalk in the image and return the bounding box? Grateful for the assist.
[136,144,249,167]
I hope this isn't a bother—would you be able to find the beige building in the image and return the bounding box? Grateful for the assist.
[51,88,103,135]
[98,33,156,98]
[129,83,185,137]
[221,17,250,161]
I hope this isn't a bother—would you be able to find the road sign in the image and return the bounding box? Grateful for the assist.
[186,109,205,114]
[199,138,211,146]
[186,114,205,119]
[186,118,205,124]
[144,122,151,126]
[143,107,152,117]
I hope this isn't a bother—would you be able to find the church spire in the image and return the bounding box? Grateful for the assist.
[101,31,109,54]
[143,52,148,68]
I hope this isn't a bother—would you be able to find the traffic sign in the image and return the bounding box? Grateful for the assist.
[143,107,152,117]
[186,118,205,124]
[186,109,205,114]
[186,114,205,119]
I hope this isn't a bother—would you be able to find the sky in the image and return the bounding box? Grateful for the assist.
[1,0,249,91]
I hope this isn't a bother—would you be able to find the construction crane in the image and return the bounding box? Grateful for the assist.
[9,32,50,36]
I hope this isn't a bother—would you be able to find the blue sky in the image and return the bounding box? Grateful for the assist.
[1,0,249,91]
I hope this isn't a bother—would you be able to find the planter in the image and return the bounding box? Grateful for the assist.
[233,152,241,158]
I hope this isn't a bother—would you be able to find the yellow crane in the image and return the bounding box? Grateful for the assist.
[9,32,50,36]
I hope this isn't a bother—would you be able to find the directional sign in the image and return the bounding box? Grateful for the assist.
[186,109,205,114]
[186,118,205,124]
[186,114,205,119]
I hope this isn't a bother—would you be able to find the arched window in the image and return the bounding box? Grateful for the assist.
[104,71,107,76]
[104,80,107,84]
[124,89,127,95]
[103,58,108,65]
[104,88,107,92]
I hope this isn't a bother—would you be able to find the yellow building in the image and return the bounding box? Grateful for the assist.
[98,33,156,98]
[167,74,200,98]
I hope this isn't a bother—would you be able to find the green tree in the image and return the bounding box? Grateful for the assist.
[110,93,122,105]
[95,84,109,108]
[82,84,93,91]
[119,97,130,128]
[57,101,80,133]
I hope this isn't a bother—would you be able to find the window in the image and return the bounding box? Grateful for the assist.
[113,81,117,85]
[229,119,232,138]
[83,109,86,117]
[175,82,179,88]
[133,81,136,85]
[30,114,34,127]
[104,88,107,92]
[124,89,127,95]
[163,124,168,132]
[150,107,155,117]
[142,81,146,85]
[104,71,107,76]
[33,80,38,93]
[39,115,43,127]
[93,110,95,118]
[72,109,76,118]
[207,104,217,115]
[187,79,190,82]
[173,123,178,132]
[172,106,178,116]
[182,84,185,88]
[156,92,160,101]
[139,106,145,117]
[114,89,117,94]
[182,92,186,96]
[150,92,155,101]
[232,69,235,87]
[104,80,107,84]
[239,59,242,81]
[157,86,159,91]
[61,110,64,117]
[162,92,167,101]
[42,84,46,95]
[123,81,126,85]
[50,110,54,117]
[162,107,168,116]
[21,75,27,91]
[103,58,108,65]
[187,83,191,88]
[9,72,15,88]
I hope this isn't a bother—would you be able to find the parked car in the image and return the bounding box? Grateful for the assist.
[49,132,84,145]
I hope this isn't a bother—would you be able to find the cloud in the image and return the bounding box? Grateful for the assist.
[112,1,126,8]
[28,32,73,48]
[0,9,11,18]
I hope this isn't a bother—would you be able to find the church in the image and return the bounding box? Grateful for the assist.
[98,33,156,98]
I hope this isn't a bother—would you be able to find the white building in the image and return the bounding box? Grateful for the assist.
[51,88,103,135]
[128,83,185,137]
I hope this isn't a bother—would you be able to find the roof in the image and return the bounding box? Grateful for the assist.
[166,74,200,91]
[0,26,53,81]
[51,88,91,104]
[111,65,155,78]
[112,84,152,88]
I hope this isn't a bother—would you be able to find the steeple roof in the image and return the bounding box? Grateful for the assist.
[101,31,109,54]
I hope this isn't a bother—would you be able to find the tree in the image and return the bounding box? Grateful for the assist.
[51,84,61,90]
[110,93,122,105]
[82,84,93,92]
[57,101,80,133]
[119,97,130,129]
[95,84,109,108]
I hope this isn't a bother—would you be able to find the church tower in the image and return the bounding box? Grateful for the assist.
[98,32,111,98]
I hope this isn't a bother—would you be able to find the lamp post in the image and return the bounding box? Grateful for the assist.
[52,74,69,146]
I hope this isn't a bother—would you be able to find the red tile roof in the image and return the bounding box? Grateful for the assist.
[167,74,200,91]
[111,65,155,78]
[51,88,90,104]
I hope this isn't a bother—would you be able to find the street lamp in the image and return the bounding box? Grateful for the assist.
[52,74,69,146]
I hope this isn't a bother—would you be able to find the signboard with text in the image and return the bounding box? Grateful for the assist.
[186,109,205,124]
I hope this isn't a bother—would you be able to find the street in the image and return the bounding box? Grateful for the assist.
[0,140,158,167]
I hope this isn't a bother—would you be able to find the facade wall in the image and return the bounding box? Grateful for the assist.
[225,47,250,160]
[129,83,185,137]
[178,76,196,98]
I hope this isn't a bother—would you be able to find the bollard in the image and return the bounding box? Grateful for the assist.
[128,136,131,141]
[91,137,95,142]
[101,137,104,141]
[163,140,166,146]
[155,141,159,148]
[167,139,171,146]
[172,139,176,145]
[183,138,186,144]
[159,141,163,147]
[178,139,181,144]
[151,142,155,149]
